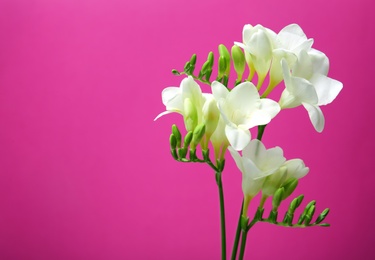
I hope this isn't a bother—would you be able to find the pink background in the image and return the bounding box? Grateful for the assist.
[0,0,373,259]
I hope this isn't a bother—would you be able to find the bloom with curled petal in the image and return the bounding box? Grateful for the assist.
[279,49,343,132]
[212,81,280,151]
[228,139,286,216]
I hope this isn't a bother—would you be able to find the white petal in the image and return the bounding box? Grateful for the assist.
[154,110,175,121]
[227,81,259,114]
[289,76,318,104]
[284,159,309,179]
[277,24,312,53]
[293,50,313,79]
[245,99,280,128]
[309,74,343,106]
[211,81,229,100]
[242,139,266,164]
[308,48,329,75]
[225,125,251,151]
[228,146,245,173]
[302,103,325,132]
[161,87,183,111]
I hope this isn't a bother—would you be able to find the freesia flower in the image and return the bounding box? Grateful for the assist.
[268,24,314,87]
[154,76,205,132]
[228,139,286,216]
[279,49,343,132]
[212,81,280,151]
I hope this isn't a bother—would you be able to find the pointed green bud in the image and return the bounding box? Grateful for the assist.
[282,178,298,200]
[288,195,304,215]
[315,208,330,224]
[172,69,181,75]
[169,134,177,149]
[184,61,191,74]
[272,187,284,210]
[298,200,316,225]
[183,98,198,132]
[172,124,182,148]
[231,45,245,80]
[189,54,197,65]
[191,123,206,149]
[218,56,227,78]
[183,131,193,148]
[207,51,214,67]
[304,205,316,225]
[218,44,230,75]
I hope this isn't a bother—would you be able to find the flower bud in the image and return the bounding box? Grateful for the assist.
[191,123,206,149]
[172,124,182,148]
[231,45,246,80]
[272,187,284,210]
[183,131,193,147]
[218,44,231,75]
[281,178,298,200]
[169,134,177,149]
[315,208,330,224]
[202,97,219,144]
[183,98,198,132]
[218,56,227,78]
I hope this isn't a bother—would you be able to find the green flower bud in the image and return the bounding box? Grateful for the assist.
[304,205,316,225]
[183,98,198,132]
[298,200,316,225]
[183,131,193,147]
[231,45,246,80]
[172,69,181,75]
[191,123,206,149]
[218,44,230,75]
[315,208,330,224]
[190,54,197,65]
[169,134,177,149]
[282,178,298,200]
[218,56,227,78]
[272,187,284,210]
[207,51,214,67]
[172,124,182,148]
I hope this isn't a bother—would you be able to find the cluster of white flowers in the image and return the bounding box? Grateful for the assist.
[155,23,342,215]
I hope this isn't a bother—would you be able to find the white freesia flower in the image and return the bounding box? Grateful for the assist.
[235,24,276,86]
[279,49,343,132]
[262,158,309,197]
[229,139,286,216]
[269,24,314,89]
[154,76,205,132]
[212,81,280,151]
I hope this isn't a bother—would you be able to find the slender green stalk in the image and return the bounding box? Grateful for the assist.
[238,229,248,260]
[231,201,243,260]
[216,171,227,260]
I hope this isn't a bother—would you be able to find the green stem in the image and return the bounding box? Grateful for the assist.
[216,171,227,260]
[257,125,267,140]
[238,229,248,260]
[230,201,243,260]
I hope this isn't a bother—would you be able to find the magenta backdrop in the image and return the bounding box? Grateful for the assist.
[0,0,373,259]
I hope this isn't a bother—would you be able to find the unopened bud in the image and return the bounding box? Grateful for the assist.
[191,123,206,149]
[183,98,198,132]
[218,44,230,75]
[231,45,245,79]
[172,124,182,148]
[272,187,284,210]
[282,178,298,200]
